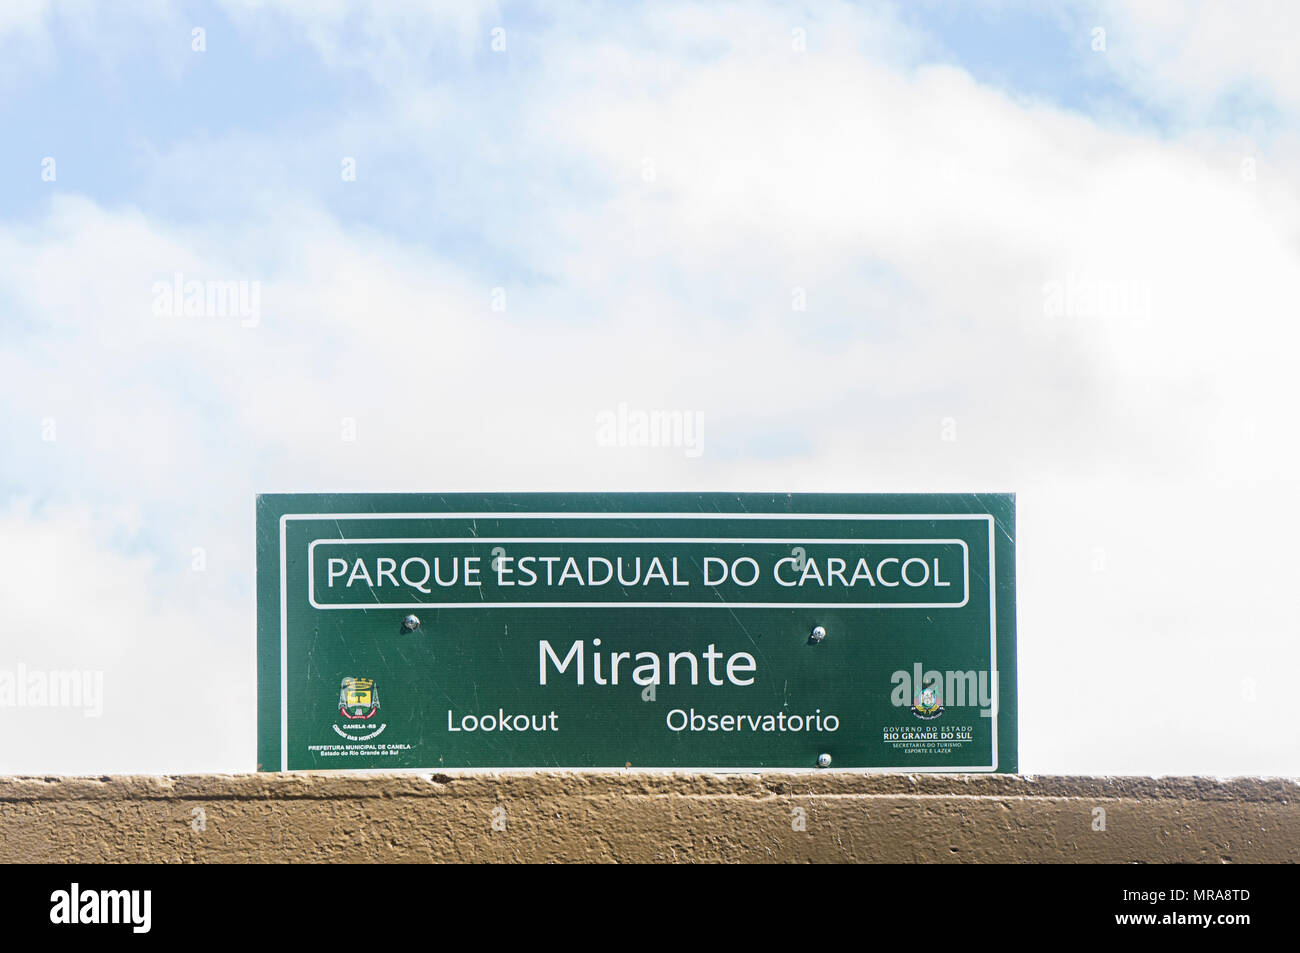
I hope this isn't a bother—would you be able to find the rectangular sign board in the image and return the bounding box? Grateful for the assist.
[257,493,1016,772]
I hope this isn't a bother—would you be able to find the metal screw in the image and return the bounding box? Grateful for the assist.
[817,753,832,768]
[402,614,420,631]
[810,625,826,643]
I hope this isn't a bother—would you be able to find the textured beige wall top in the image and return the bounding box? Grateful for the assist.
[1,774,1297,863]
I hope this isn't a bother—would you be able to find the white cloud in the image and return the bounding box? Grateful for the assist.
[0,0,49,33]
[1088,0,1300,119]
[216,0,504,85]
[0,500,248,773]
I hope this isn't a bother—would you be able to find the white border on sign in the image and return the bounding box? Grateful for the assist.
[277,512,999,773]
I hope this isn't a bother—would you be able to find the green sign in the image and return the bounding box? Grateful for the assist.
[257,493,1017,771]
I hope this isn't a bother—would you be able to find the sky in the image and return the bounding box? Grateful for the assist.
[1,0,1299,776]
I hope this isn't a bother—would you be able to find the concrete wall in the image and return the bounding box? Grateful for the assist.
[1,774,1296,863]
